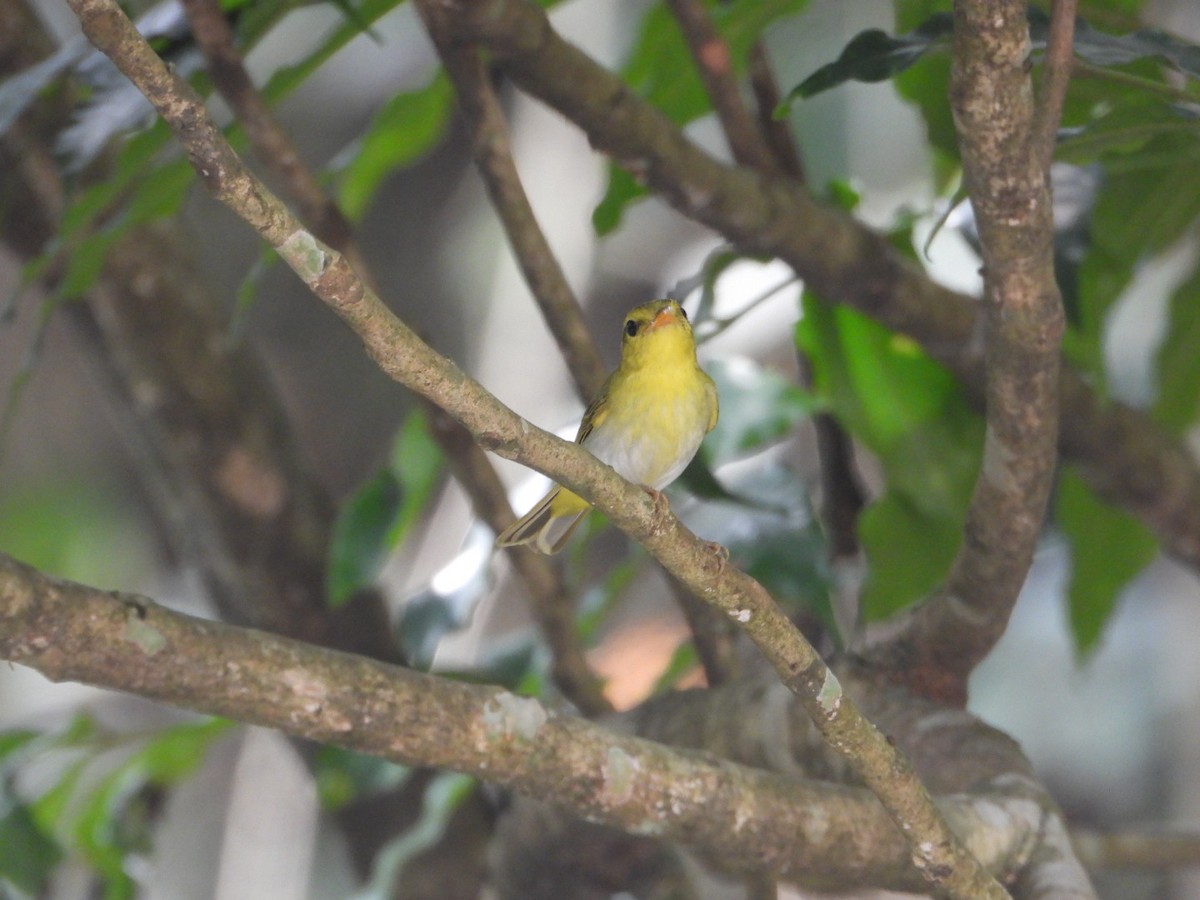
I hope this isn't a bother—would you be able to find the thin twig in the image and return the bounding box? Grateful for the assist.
[421,10,607,399]
[1032,0,1079,170]
[665,574,739,686]
[747,41,805,183]
[178,0,369,280]
[425,403,612,716]
[1073,830,1200,870]
[665,0,780,175]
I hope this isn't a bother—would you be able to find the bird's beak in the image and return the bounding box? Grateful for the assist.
[649,307,678,331]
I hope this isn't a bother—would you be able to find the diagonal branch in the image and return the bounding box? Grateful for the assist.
[420,8,607,400]
[665,0,780,174]
[64,0,1006,893]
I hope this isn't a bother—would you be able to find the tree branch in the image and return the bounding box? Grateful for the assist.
[428,0,1200,582]
[665,0,780,174]
[420,8,607,400]
[63,0,1007,892]
[0,552,1085,894]
[1032,0,1078,170]
[866,1,1068,696]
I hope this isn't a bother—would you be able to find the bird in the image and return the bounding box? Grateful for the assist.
[495,299,719,555]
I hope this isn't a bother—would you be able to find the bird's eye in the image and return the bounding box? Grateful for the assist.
[624,319,640,337]
[678,306,689,320]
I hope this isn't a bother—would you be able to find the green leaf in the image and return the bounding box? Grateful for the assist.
[1056,467,1158,655]
[327,468,404,608]
[796,293,983,617]
[327,412,442,607]
[336,75,453,222]
[735,522,836,635]
[785,14,952,102]
[1069,129,1200,377]
[259,0,410,104]
[1154,262,1200,432]
[856,491,962,619]
[0,801,62,896]
[592,164,646,236]
[313,747,411,812]
[71,720,231,897]
[651,641,699,693]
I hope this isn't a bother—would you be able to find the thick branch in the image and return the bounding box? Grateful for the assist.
[64,0,1006,892]
[429,0,1200,583]
[867,1,1068,696]
[0,552,1079,893]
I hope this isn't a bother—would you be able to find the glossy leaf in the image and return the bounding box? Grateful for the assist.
[1056,467,1158,655]
[797,293,983,617]
[789,7,1200,103]
[336,74,453,222]
[327,412,443,607]
[786,14,952,102]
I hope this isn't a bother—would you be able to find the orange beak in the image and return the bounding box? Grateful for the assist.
[649,307,677,331]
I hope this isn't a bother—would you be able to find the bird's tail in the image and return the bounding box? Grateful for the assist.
[495,487,589,555]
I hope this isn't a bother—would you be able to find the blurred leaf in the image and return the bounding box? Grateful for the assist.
[797,293,982,617]
[790,8,1200,104]
[592,164,645,236]
[651,641,699,693]
[259,0,409,103]
[855,491,962,619]
[336,74,453,222]
[327,412,442,607]
[70,719,231,897]
[1056,467,1158,655]
[703,357,819,465]
[328,468,403,608]
[734,522,836,635]
[0,731,39,764]
[0,481,149,585]
[313,747,411,812]
[1154,263,1200,432]
[1069,129,1200,376]
[1057,100,1200,164]
[0,800,62,896]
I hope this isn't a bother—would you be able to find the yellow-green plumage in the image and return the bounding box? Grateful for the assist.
[495,299,718,554]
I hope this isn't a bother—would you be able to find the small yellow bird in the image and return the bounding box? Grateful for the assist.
[496,299,719,555]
